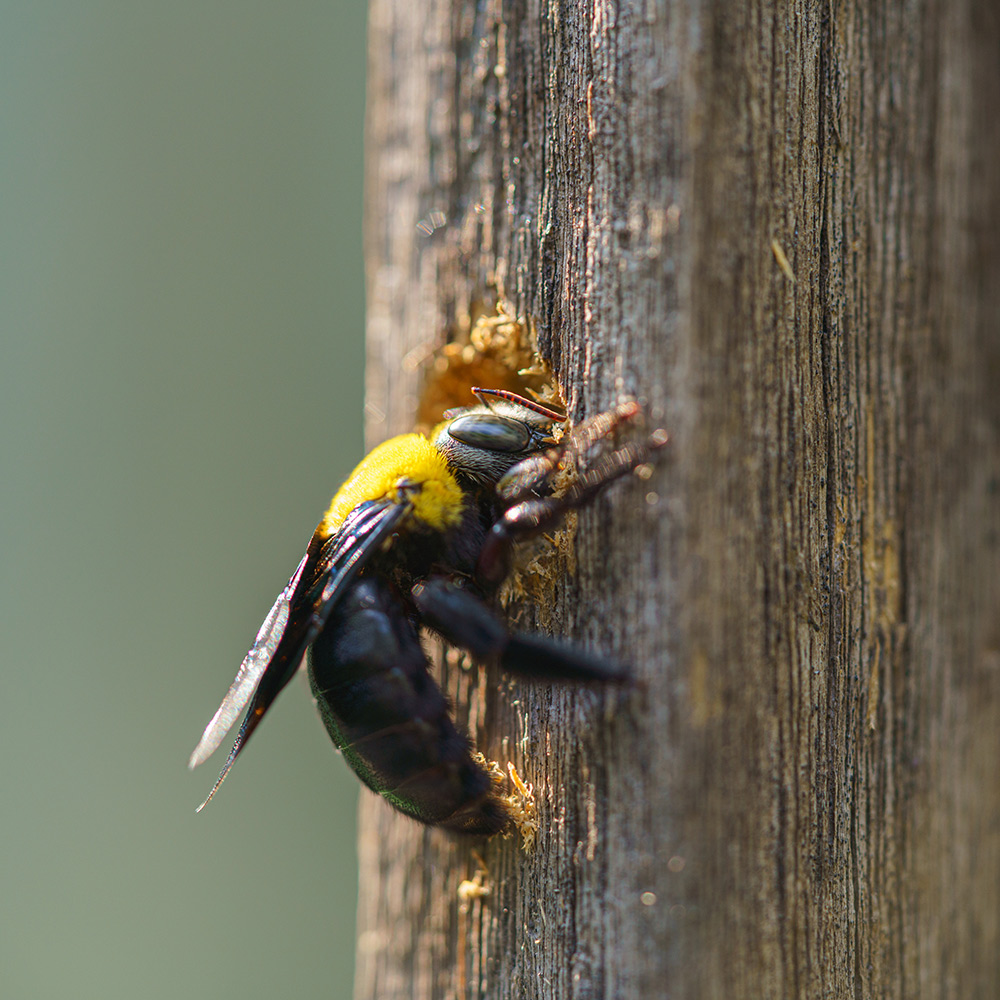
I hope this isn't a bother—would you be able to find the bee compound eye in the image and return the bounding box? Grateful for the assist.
[446,414,532,453]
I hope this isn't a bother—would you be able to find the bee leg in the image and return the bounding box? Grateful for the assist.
[412,577,628,683]
[496,400,665,504]
[477,430,666,587]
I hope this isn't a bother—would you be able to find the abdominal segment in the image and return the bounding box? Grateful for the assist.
[307,576,508,834]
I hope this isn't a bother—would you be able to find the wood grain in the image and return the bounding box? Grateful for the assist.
[358,2,1000,997]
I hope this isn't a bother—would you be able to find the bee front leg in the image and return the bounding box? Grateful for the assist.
[477,438,665,586]
[477,403,669,586]
[412,577,628,683]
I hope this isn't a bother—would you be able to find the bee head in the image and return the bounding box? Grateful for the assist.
[433,388,564,485]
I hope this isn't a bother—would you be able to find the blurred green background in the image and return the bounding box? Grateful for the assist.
[2,3,368,998]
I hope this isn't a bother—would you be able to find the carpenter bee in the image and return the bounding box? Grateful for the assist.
[190,389,665,834]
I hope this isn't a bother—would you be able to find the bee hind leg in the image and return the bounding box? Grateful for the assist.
[412,577,628,683]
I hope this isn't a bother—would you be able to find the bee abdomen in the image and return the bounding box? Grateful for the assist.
[308,578,508,834]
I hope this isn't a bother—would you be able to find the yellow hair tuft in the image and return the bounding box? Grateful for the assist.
[320,434,464,537]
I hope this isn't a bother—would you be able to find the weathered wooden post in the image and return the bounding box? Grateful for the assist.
[358,2,1000,997]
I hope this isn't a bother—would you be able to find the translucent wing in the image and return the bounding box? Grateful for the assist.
[190,499,410,811]
[187,553,308,771]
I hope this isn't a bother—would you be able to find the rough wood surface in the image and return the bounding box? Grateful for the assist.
[357,2,1000,997]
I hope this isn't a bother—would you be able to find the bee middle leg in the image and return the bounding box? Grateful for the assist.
[412,577,628,683]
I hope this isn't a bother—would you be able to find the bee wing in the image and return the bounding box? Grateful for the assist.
[187,553,309,771]
[191,499,409,811]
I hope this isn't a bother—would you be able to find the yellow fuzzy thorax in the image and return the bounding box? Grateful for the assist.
[319,433,465,538]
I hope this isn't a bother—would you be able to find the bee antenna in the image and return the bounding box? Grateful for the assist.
[470,388,565,422]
